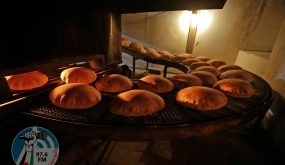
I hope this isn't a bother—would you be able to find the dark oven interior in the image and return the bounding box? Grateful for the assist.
[0,0,228,114]
[2,1,283,164]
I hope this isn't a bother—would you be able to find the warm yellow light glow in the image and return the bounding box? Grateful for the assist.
[178,10,212,34]
[197,10,212,34]
[190,12,198,27]
[178,11,192,33]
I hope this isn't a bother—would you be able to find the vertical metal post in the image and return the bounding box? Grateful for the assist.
[186,10,198,54]
[105,12,122,65]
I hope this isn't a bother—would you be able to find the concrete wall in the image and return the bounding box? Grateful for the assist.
[242,0,285,52]
[193,0,285,63]
[236,20,285,97]
[122,11,188,54]
[121,0,285,96]
[122,13,147,42]
[193,0,252,63]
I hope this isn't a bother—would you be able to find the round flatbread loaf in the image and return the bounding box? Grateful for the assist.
[190,62,211,70]
[109,89,165,117]
[137,75,174,93]
[121,38,132,47]
[213,78,256,98]
[168,74,202,90]
[190,71,217,86]
[220,69,253,82]
[207,59,227,68]
[194,66,221,77]
[49,83,101,109]
[158,50,175,60]
[176,86,228,111]
[129,42,146,54]
[173,53,193,63]
[145,48,161,59]
[95,74,133,93]
[182,59,200,66]
[218,64,242,73]
[195,56,211,62]
[6,71,48,91]
[60,67,97,84]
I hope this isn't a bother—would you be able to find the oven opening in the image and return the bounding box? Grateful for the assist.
[1,0,285,164]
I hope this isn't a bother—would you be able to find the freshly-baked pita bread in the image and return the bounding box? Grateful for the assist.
[195,56,211,62]
[145,48,162,59]
[217,64,242,73]
[182,59,201,66]
[109,89,165,117]
[6,71,48,91]
[176,86,228,111]
[121,38,132,47]
[95,74,133,93]
[137,75,174,93]
[168,74,202,90]
[158,50,175,60]
[207,59,227,68]
[190,71,218,86]
[129,42,146,54]
[220,70,253,82]
[194,66,221,77]
[49,83,101,109]
[190,62,211,70]
[60,67,97,84]
[173,53,194,63]
[213,78,256,98]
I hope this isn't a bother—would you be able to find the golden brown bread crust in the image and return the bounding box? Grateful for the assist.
[173,53,194,63]
[190,71,218,86]
[95,74,133,93]
[182,59,201,66]
[207,59,227,68]
[217,64,242,73]
[109,89,165,117]
[60,67,97,84]
[137,75,174,93]
[190,62,211,70]
[6,71,48,91]
[129,42,146,54]
[121,38,132,47]
[213,78,256,98]
[49,83,101,109]
[145,48,162,59]
[168,74,202,89]
[220,70,253,82]
[195,56,211,62]
[176,86,228,111]
[158,50,175,60]
[194,66,221,77]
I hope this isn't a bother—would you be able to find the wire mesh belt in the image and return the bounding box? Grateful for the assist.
[23,73,272,128]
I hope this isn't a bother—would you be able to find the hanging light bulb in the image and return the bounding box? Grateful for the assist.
[196,10,212,34]
[178,11,192,33]
[179,10,212,34]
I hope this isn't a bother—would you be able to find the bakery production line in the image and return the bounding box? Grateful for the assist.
[0,39,274,164]
[1,0,284,164]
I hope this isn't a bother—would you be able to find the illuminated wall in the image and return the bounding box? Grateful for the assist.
[122,0,285,97]
[122,11,189,54]
[236,20,285,97]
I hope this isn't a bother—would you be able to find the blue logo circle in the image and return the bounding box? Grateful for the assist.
[11,126,59,165]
